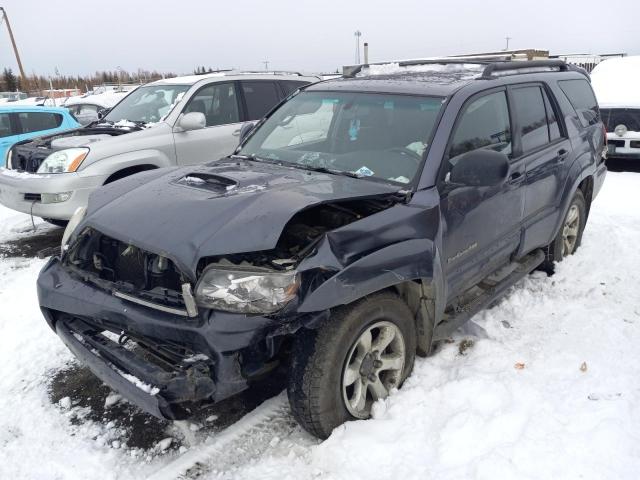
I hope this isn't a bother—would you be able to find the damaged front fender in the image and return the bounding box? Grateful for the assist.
[297,238,436,312]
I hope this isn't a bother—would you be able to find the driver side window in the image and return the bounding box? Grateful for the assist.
[183,83,240,127]
[448,91,512,164]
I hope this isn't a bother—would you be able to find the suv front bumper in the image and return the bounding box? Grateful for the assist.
[0,168,105,220]
[37,257,287,419]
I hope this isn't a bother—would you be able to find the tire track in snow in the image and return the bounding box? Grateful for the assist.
[148,394,295,480]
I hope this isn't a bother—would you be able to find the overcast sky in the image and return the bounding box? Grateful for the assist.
[1,0,638,77]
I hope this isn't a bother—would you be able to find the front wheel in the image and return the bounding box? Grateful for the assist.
[287,292,416,439]
[540,189,587,273]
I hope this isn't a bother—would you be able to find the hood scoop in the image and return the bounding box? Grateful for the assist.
[176,173,239,194]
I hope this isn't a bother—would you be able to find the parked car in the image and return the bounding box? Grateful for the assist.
[0,105,80,165]
[63,89,136,126]
[37,59,606,439]
[591,56,640,160]
[0,71,319,224]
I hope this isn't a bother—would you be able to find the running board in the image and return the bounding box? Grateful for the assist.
[433,249,545,341]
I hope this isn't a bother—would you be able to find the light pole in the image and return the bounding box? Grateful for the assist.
[0,7,27,89]
[263,60,270,71]
[354,30,362,64]
[504,36,512,51]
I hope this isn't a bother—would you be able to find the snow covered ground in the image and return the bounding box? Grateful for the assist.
[0,171,639,479]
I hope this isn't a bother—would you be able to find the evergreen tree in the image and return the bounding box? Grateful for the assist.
[3,68,18,91]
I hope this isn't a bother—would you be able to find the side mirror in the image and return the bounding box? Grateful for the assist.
[177,112,206,132]
[449,149,509,187]
[97,108,110,120]
[239,122,256,143]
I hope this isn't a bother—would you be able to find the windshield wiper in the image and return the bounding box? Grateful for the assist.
[232,153,282,165]
[292,164,361,179]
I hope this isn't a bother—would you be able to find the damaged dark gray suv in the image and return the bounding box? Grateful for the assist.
[37,59,607,439]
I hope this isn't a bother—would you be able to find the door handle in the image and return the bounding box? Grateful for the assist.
[508,170,524,184]
[557,148,569,162]
[232,129,241,137]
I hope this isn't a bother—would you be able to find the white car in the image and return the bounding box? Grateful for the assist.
[63,89,136,126]
[591,56,640,160]
[0,71,319,223]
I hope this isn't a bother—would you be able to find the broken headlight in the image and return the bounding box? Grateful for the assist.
[195,266,299,314]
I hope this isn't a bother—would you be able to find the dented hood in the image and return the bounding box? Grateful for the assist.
[84,160,400,278]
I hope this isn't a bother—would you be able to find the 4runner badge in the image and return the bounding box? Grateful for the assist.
[447,242,478,263]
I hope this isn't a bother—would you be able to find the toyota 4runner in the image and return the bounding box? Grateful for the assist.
[37,59,607,439]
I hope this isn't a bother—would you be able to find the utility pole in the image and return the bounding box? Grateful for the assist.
[0,7,27,89]
[354,30,362,64]
[263,60,269,71]
[504,36,512,51]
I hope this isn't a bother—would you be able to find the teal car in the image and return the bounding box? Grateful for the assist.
[0,105,80,164]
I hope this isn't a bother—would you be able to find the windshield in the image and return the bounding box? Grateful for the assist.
[239,91,444,185]
[104,84,190,124]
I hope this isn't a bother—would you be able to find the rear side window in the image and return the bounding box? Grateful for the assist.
[17,112,63,134]
[0,113,15,138]
[559,79,599,127]
[449,91,512,160]
[241,81,281,120]
[280,80,310,97]
[511,86,549,153]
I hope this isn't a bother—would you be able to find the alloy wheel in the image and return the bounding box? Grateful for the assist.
[562,204,580,256]
[341,321,406,419]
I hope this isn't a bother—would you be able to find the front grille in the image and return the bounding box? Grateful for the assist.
[65,228,187,312]
[609,139,626,148]
[630,141,640,149]
[60,312,207,373]
[601,108,640,132]
[11,146,50,173]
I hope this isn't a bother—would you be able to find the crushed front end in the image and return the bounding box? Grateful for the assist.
[38,227,303,420]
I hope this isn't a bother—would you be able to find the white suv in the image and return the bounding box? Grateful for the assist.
[591,56,640,161]
[0,71,319,222]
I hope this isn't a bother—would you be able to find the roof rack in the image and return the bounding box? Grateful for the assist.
[342,58,491,77]
[342,58,570,79]
[479,59,569,79]
[231,71,309,77]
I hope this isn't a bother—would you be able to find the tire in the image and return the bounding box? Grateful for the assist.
[287,292,416,439]
[540,189,587,273]
[43,218,68,228]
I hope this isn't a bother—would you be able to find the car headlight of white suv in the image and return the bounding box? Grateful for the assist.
[195,266,299,314]
[38,148,89,174]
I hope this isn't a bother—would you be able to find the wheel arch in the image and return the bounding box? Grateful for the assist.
[297,238,446,357]
[104,164,158,184]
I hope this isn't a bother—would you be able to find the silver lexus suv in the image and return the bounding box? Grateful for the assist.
[0,71,319,223]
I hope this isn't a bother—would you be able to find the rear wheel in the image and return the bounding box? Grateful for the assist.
[287,292,416,439]
[540,189,586,273]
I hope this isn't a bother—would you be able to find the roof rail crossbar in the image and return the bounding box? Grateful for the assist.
[232,71,305,76]
[343,58,492,78]
[480,59,568,79]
